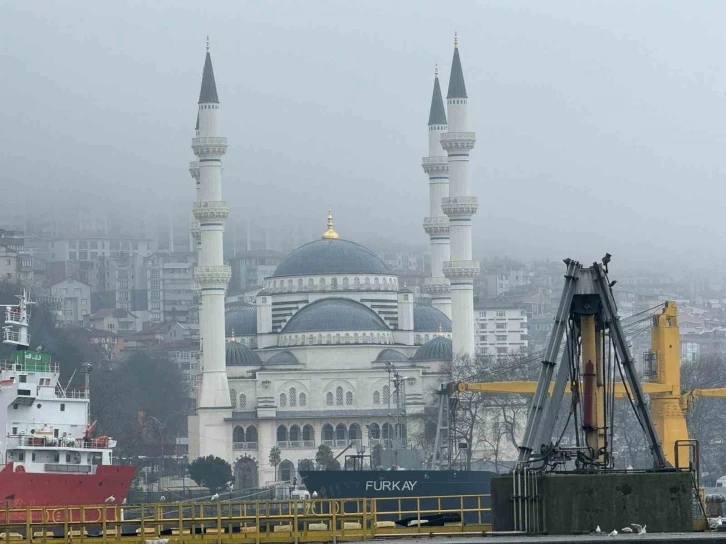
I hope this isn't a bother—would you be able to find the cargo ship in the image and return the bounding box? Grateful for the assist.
[0,290,136,520]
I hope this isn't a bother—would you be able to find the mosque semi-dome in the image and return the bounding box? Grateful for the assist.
[413,303,452,332]
[412,336,452,362]
[282,298,389,333]
[226,341,262,366]
[374,348,409,363]
[225,307,257,336]
[265,350,299,365]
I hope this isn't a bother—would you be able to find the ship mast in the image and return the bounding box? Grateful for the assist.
[2,288,34,351]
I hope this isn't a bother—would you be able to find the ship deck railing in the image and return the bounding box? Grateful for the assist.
[5,436,109,449]
[0,360,58,374]
[0,494,492,543]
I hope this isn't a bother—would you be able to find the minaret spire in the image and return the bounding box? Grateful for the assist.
[422,64,451,317]
[441,36,478,357]
[189,40,232,460]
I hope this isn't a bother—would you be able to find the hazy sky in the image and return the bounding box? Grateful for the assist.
[2,1,725,273]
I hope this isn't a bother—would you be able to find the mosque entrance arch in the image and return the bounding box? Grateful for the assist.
[234,456,259,491]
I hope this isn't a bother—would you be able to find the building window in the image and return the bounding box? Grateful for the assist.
[335,386,343,406]
[289,387,297,407]
[69,252,77,260]
[279,393,287,407]
[497,335,507,341]
[496,310,506,317]
[345,391,353,405]
[383,385,390,404]
[373,391,380,405]
[230,388,237,408]
[496,323,507,330]
[239,393,247,409]
[326,392,333,406]
[299,392,306,406]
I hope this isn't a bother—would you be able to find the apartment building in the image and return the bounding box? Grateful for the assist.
[474,301,528,357]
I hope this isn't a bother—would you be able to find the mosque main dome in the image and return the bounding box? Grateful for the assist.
[282,298,389,333]
[271,238,389,278]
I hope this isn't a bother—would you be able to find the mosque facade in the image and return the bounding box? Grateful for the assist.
[187,39,476,489]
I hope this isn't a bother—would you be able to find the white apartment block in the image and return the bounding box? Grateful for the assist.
[49,278,91,325]
[48,237,153,263]
[474,304,529,357]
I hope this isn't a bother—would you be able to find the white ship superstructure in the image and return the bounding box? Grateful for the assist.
[1,290,115,474]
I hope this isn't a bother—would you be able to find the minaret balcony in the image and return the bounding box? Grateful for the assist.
[194,265,231,288]
[423,217,450,237]
[421,156,449,177]
[193,201,229,222]
[442,196,478,218]
[191,137,228,157]
[443,260,481,281]
[440,132,476,153]
[189,161,200,180]
[422,277,451,296]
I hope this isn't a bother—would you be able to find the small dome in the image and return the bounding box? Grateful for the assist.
[414,303,452,332]
[412,336,452,362]
[272,239,389,277]
[282,298,389,333]
[225,307,257,336]
[266,351,299,365]
[226,341,262,366]
[374,349,408,363]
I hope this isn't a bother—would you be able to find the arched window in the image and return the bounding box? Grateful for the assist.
[230,388,237,408]
[233,425,245,443]
[373,391,380,405]
[289,425,301,443]
[326,392,334,406]
[280,459,295,482]
[331,277,337,288]
[299,392,307,406]
[335,423,347,443]
[382,422,393,440]
[307,278,314,290]
[354,277,360,287]
[303,424,314,443]
[246,425,258,444]
[343,277,349,290]
[383,385,390,404]
[239,393,247,409]
[279,393,287,407]
[289,387,297,407]
[322,423,334,442]
[349,423,361,440]
[297,278,303,290]
[368,423,380,439]
[336,386,343,406]
[277,425,288,443]
[346,391,353,405]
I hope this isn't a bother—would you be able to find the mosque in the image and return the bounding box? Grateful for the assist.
[187,36,479,488]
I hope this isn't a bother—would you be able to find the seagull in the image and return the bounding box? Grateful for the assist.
[639,525,647,535]
[629,523,644,534]
[210,493,219,501]
[104,496,115,503]
[621,527,633,533]
[312,491,318,498]
[160,496,166,501]
[608,529,618,537]
[595,525,601,534]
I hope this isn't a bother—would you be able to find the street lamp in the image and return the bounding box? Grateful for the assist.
[147,411,186,494]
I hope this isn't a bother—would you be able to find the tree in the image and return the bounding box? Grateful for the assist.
[269,446,281,480]
[298,458,315,472]
[188,455,232,493]
[314,444,340,470]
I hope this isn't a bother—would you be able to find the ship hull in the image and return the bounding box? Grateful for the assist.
[299,469,495,525]
[0,463,137,522]
[299,469,495,499]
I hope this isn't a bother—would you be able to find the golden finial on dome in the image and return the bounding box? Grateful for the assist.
[322,210,340,239]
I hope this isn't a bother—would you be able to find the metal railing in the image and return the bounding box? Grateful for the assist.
[6,435,110,449]
[0,494,491,542]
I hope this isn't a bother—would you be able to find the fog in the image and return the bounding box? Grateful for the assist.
[2,1,725,274]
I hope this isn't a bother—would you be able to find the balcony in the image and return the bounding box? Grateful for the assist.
[233,441,258,450]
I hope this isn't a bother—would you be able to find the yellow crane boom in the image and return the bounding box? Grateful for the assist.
[451,302,726,468]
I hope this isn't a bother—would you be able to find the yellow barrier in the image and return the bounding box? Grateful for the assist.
[0,494,491,543]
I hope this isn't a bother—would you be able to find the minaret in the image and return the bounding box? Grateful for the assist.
[421,64,451,318]
[441,35,479,357]
[190,39,232,459]
[189,113,201,254]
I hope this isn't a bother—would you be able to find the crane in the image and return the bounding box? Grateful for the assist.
[449,261,726,470]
